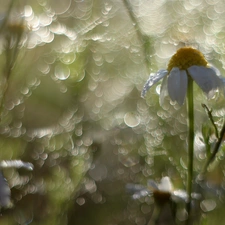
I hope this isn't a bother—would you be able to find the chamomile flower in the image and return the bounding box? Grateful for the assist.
[142,47,223,105]
[126,176,200,205]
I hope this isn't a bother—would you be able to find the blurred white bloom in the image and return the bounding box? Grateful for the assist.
[127,176,200,205]
[142,47,223,105]
[149,177,188,204]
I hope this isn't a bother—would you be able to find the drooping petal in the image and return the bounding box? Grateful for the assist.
[126,183,150,199]
[178,70,188,105]
[172,189,201,203]
[167,67,188,105]
[172,189,188,202]
[147,180,159,191]
[159,76,168,106]
[126,183,147,193]
[141,69,168,97]
[188,65,223,98]
[0,160,33,170]
[209,65,221,76]
[167,67,181,102]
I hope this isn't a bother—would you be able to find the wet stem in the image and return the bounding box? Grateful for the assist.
[202,122,225,174]
[0,27,23,122]
[186,76,194,224]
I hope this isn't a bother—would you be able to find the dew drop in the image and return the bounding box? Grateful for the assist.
[55,65,70,80]
[124,112,140,128]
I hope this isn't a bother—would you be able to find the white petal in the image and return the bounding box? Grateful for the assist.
[172,189,188,202]
[209,65,221,76]
[141,69,168,97]
[158,177,173,192]
[0,160,33,170]
[178,70,188,105]
[126,183,150,199]
[188,66,223,98]
[126,183,147,192]
[167,67,188,105]
[132,190,149,199]
[172,189,201,203]
[159,76,168,106]
[147,180,159,190]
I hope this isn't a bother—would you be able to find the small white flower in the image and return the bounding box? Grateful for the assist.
[148,176,189,204]
[142,47,223,105]
[127,176,200,204]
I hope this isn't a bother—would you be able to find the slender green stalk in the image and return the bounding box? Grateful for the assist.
[202,121,225,175]
[123,0,152,73]
[186,76,194,224]
[147,205,161,225]
[202,104,219,139]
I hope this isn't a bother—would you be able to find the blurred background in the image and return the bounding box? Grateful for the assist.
[0,0,225,224]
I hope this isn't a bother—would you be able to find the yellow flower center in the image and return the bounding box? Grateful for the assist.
[167,47,208,72]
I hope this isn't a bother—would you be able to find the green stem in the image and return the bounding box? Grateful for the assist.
[123,0,152,73]
[186,76,194,224]
[202,104,219,139]
[202,121,225,175]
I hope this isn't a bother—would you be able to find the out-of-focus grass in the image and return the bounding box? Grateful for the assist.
[0,0,224,225]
